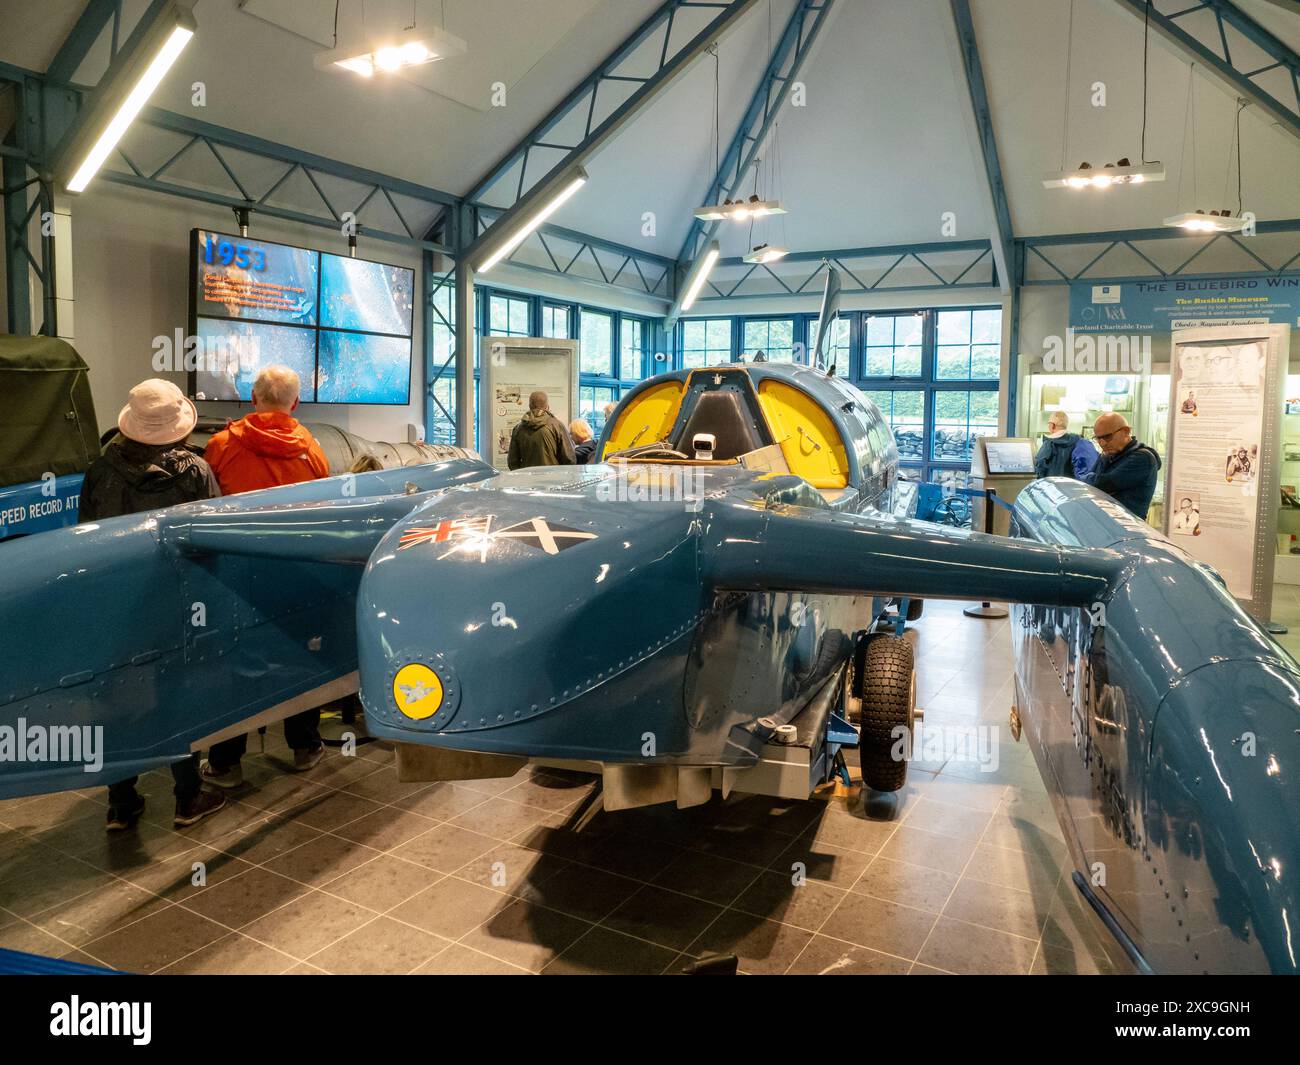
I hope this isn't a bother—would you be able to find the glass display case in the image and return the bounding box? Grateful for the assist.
[1024,372,1171,524]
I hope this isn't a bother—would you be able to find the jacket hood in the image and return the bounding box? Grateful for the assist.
[228,411,316,458]
[103,439,192,491]
[519,409,552,430]
[1046,432,1080,451]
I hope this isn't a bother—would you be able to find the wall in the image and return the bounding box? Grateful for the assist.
[67,182,425,444]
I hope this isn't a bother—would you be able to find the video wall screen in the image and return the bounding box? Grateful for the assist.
[188,229,414,405]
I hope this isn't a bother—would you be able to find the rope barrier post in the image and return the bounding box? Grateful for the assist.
[964,486,1009,619]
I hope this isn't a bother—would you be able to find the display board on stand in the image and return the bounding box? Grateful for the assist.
[1163,324,1291,624]
[479,336,579,471]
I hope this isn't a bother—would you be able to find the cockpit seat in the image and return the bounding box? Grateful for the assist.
[674,390,766,461]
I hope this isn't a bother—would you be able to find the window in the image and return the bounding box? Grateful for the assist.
[864,313,923,377]
[580,385,618,434]
[488,293,531,337]
[542,304,571,339]
[933,390,999,462]
[935,308,1001,380]
[852,307,1001,510]
[862,390,925,463]
[808,316,850,370]
[426,282,458,444]
[680,318,731,368]
[580,309,614,376]
[620,318,645,380]
[742,317,796,362]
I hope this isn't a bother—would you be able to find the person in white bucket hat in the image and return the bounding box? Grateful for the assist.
[79,377,226,832]
[116,375,199,444]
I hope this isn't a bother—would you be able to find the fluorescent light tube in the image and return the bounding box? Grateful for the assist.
[63,7,196,193]
[476,167,588,273]
[680,242,721,311]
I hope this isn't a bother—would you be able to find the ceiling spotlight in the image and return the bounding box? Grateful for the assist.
[693,194,787,222]
[315,24,466,78]
[742,243,788,264]
[1043,158,1165,189]
[1163,209,1249,234]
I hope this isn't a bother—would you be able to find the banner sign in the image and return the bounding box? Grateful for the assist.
[0,474,84,541]
[1070,275,1300,334]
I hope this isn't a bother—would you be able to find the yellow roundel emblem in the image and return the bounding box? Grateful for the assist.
[392,664,443,720]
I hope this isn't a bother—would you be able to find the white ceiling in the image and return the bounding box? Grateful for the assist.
[978,0,1300,237]
[0,0,1296,262]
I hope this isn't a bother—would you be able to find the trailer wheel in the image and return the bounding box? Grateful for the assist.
[855,635,916,792]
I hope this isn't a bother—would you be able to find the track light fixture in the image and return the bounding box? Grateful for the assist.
[1043,158,1165,189]
[693,195,787,222]
[742,242,788,264]
[1163,209,1250,233]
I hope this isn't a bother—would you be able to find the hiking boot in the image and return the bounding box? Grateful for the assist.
[200,759,243,789]
[174,790,227,828]
[292,744,325,772]
[105,795,146,832]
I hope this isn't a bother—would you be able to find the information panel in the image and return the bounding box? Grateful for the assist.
[480,337,579,471]
[1164,324,1290,616]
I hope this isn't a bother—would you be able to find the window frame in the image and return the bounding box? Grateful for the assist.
[851,305,1002,487]
[739,314,799,363]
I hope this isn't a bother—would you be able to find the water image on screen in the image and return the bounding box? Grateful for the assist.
[320,254,414,335]
[316,331,411,404]
[194,230,319,325]
[191,318,318,402]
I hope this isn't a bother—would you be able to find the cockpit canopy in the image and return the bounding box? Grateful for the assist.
[600,364,898,504]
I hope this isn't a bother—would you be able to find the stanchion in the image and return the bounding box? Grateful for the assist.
[963,486,1008,619]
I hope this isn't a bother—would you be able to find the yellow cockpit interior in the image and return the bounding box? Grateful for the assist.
[602,367,852,492]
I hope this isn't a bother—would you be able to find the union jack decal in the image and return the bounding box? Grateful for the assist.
[398,516,493,551]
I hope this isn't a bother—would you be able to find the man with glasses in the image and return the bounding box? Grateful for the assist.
[1083,412,1161,520]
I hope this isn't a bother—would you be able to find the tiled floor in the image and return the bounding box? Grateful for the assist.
[1268,581,1300,661]
[0,601,1127,975]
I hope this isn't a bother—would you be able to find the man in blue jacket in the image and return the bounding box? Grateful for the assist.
[1033,410,1097,480]
[1083,412,1162,519]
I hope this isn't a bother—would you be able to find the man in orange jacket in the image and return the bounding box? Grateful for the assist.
[203,364,329,492]
[201,364,330,787]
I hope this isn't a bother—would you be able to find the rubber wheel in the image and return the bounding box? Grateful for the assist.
[905,598,924,622]
[856,635,916,792]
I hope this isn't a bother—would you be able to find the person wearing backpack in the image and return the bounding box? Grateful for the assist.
[1033,410,1097,480]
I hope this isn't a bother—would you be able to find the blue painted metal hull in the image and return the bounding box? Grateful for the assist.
[0,458,493,799]
[1011,478,1300,974]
